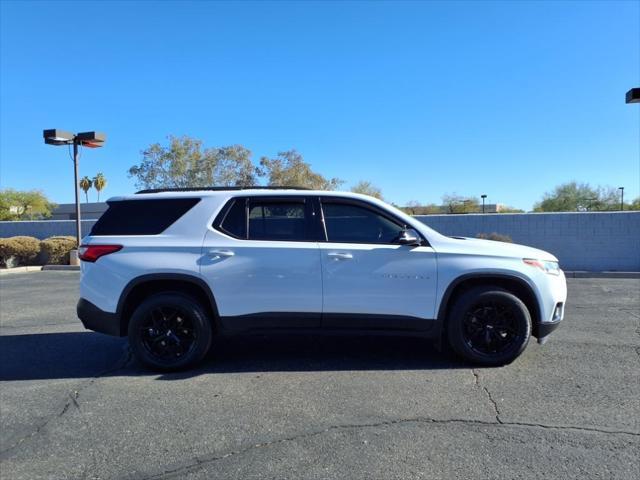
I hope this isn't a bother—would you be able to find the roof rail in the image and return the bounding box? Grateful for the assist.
[135,186,312,194]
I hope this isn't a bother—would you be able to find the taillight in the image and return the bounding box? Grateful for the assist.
[78,244,122,262]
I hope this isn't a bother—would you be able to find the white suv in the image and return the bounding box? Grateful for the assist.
[77,187,567,370]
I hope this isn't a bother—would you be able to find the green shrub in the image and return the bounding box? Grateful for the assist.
[0,236,41,267]
[476,232,513,243]
[40,236,77,265]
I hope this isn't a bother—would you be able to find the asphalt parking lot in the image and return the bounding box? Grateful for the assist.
[0,272,638,479]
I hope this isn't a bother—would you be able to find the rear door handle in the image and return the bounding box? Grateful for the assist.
[207,249,235,258]
[327,252,353,260]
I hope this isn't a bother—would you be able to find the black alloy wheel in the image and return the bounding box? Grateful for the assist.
[128,293,213,371]
[447,286,531,366]
[462,301,521,355]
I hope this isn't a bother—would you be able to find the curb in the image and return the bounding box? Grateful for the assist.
[564,271,640,279]
[0,265,81,274]
[41,265,80,272]
[0,266,43,275]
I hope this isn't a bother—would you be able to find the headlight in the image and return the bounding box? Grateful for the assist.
[523,258,561,275]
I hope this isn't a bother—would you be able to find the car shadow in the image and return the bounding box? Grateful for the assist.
[0,331,468,382]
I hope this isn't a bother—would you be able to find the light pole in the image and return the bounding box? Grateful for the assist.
[624,89,638,213]
[481,194,487,214]
[43,130,106,246]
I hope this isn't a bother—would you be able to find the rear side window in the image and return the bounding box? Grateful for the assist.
[90,198,200,236]
[248,201,306,241]
[214,197,313,241]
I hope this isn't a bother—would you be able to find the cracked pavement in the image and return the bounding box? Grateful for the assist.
[1,272,639,479]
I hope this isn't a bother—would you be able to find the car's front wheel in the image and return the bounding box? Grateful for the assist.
[447,286,531,366]
[128,293,213,371]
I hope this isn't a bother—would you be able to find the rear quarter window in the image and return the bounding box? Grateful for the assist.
[90,198,200,236]
[218,199,247,238]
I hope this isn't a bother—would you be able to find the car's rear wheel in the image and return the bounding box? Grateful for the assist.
[447,286,531,366]
[128,293,213,371]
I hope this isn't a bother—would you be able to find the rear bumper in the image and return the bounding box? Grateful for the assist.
[77,298,125,337]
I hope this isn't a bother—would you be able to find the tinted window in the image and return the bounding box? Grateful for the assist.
[219,199,246,238]
[248,201,307,241]
[322,202,404,244]
[90,198,200,236]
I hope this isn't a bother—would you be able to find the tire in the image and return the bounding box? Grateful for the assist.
[128,293,213,371]
[447,286,531,366]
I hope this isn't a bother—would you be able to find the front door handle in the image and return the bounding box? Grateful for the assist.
[207,249,235,258]
[327,252,353,260]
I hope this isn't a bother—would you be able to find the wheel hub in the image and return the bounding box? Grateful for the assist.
[139,306,197,361]
[463,302,520,355]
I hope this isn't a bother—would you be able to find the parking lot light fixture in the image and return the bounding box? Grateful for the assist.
[42,129,106,247]
[618,187,624,211]
[625,88,640,103]
[481,194,487,214]
[43,129,74,145]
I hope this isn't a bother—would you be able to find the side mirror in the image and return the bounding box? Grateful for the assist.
[398,229,420,246]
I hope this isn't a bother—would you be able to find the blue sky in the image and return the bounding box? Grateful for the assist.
[1,0,638,209]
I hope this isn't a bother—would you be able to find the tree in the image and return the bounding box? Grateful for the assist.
[258,150,343,190]
[128,136,257,189]
[400,201,442,215]
[534,182,619,212]
[350,180,383,200]
[93,173,107,201]
[79,176,92,203]
[402,200,422,215]
[442,194,479,214]
[0,189,56,220]
[497,206,525,213]
[212,145,257,187]
[629,197,640,211]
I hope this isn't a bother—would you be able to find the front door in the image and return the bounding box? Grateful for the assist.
[318,198,438,331]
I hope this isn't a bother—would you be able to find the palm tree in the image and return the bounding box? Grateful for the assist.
[93,173,107,201]
[79,176,92,203]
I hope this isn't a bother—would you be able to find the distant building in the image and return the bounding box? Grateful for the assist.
[51,202,108,220]
[477,203,505,213]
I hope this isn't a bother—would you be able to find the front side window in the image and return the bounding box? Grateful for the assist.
[248,201,307,241]
[322,202,406,244]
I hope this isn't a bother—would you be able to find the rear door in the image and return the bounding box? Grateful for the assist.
[318,197,438,330]
[200,195,323,332]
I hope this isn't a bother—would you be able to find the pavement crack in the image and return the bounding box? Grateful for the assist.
[618,307,640,320]
[627,307,640,361]
[471,369,503,424]
[69,391,80,410]
[471,369,480,387]
[0,345,133,458]
[131,416,640,480]
[482,386,503,424]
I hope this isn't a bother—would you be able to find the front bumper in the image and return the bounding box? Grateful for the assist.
[77,298,125,337]
[534,270,567,343]
[540,270,567,320]
[537,319,562,338]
